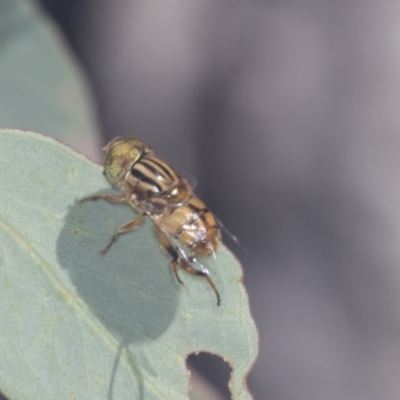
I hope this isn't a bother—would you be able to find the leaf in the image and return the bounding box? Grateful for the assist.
[0,0,101,159]
[0,130,258,400]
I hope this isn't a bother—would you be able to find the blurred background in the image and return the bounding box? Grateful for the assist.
[35,1,400,399]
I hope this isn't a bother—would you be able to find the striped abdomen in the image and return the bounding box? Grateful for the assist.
[155,195,221,256]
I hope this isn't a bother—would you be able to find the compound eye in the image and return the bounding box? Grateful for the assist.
[103,139,146,186]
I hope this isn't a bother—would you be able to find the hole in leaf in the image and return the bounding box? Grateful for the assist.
[187,352,232,400]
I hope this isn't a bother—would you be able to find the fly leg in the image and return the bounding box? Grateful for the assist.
[79,192,126,204]
[79,192,146,255]
[156,228,185,285]
[100,214,146,256]
[156,228,221,306]
[177,258,221,306]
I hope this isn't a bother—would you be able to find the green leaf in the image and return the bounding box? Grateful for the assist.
[0,130,258,400]
[0,0,101,159]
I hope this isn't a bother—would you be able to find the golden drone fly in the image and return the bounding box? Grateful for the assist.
[80,137,222,305]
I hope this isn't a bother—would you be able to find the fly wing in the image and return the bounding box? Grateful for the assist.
[181,172,197,190]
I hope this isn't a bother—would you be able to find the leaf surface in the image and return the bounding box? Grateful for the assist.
[0,130,258,400]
